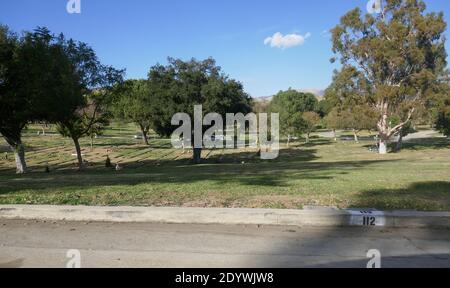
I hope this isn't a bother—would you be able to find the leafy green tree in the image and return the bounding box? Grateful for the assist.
[269,89,318,145]
[331,0,448,154]
[86,94,111,151]
[394,120,416,152]
[302,111,321,143]
[324,108,343,142]
[284,112,307,147]
[148,58,252,164]
[60,91,113,157]
[340,105,378,143]
[0,26,81,173]
[111,80,153,145]
[436,98,450,137]
[324,69,378,143]
[58,76,123,169]
[270,89,318,114]
[317,99,333,118]
[0,25,25,173]
[432,75,450,137]
[55,38,124,169]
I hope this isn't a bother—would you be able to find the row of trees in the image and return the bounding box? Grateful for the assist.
[0,25,124,173]
[0,23,254,172]
[1,0,449,173]
[1,25,252,172]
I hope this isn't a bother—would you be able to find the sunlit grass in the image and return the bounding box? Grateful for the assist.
[0,125,449,211]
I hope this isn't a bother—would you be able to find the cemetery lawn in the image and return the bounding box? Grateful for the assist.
[0,124,449,211]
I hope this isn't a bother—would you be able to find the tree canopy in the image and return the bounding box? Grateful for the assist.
[147,57,252,163]
[0,26,82,173]
[269,89,318,144]
[56,37,124,169]
[111,79,154,145]
[331,0,448,153]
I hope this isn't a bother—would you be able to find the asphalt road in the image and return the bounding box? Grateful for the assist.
[0,220,449,268]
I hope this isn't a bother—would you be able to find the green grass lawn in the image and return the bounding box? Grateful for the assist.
[0,125,449,211]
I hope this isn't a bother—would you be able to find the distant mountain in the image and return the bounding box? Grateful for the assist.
[297,89,325,99]
[254,96,273,102]
[253,89,325,102]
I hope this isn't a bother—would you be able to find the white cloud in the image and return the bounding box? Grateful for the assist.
[264,32,311,49]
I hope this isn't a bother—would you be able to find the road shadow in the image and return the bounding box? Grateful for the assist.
[247,225,450,268]
[306,254,450,268]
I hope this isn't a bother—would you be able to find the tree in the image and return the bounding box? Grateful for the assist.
[270,89,318,115]
[57,96,110,167]
[324,68,378,143]
[111,80,153,145]
[436,98,450,137]
[284,112,307,147]
[0,26,81,173]
[0,25,26,173]
[302,111,321,143]
[55,37,124,169]
[395,120,416,151]
[269,89,318,146]
[86,94,110,151]
[340,105,378,143]
[317,99,333,118]
[331,0,448,154]
[37,122,52,136]
[58,71,123,169]
[324,108,343,142]
[148,58,252,164]
[433,75,450,137]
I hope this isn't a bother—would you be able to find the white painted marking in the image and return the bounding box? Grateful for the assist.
[347,210,386,227]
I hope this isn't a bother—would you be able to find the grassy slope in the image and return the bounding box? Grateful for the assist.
[0,124,449,211]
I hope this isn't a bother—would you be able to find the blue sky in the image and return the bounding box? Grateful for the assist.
[1,0,449,97]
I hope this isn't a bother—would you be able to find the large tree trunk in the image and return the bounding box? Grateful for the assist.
[72,137,83,170]
[353,129,359,143]
[4,136,27,174]
[14,144,27,174]
[142,130,149,146]
[193,148,202,164]
[379,138,388,154]
[377,113,390,155]
[139,125,150,146]
[376,106,414,155]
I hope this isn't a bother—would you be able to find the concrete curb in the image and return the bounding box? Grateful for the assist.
[0,205,449,228]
